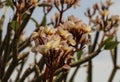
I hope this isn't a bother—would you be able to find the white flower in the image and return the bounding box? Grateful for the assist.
[64,21,76,30]
[67,35,76,46]
[58,27,76,45]
[36,45,48,55]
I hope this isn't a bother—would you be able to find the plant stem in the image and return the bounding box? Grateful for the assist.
[49,71,55,82]
[43,66,49,82]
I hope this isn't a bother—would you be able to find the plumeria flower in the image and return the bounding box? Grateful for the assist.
[31,15,91,71]
[58,27,76,46]
[44,26,56,35]
[63,21,76,30]
[62,15,92,45]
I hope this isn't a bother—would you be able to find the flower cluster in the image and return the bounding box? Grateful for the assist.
[31,15,91,71]
[85,0,119,36]
[61,15,91,44]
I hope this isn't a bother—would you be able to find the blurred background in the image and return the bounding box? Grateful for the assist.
[0,0,120,82]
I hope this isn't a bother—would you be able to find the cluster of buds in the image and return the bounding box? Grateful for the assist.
[31,15,91,71]
[85,0,119,36]
[61,15,91,44]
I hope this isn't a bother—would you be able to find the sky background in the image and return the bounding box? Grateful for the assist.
[0,0,120,82]
[28,0,120,82]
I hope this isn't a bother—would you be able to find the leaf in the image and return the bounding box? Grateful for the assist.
[41,15,47,26]
[6,0,14,10]
[77,50,83,60]
[102,36,114,46]
[30,17,39,28]
[104,41,119,50]
[114,24,119,27]
[10,21,19,31]
[22,13,28,20]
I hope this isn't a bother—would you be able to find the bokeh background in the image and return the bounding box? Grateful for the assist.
[0,0,120,82]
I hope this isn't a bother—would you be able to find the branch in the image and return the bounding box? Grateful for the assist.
[38,48,101,79]
[71,48,101,67]
[117,66,120,69]
[108,68,117,82]
[18,37,31,53]
[87,31,100,82]
[54,72,68,82]
[18,57,44,82]
[108,37,118,82]
[69,66,80,82]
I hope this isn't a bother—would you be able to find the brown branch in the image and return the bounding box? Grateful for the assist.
[18,67,35,82]
[54,72,68,82]
[15,59,25,82]
[87,31,100,82]
[37,48,101,81]
[43,66,49,82]
[18,37,31,53]
[0,26,12,79]
[71,49,101,67]
[108,68,117,82]
[49,71,55,82]
[69,66,80,82]
[117,66,120,69]
[18,57,44,82]
[2,60,17,82]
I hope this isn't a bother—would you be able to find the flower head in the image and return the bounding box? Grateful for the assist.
[62,15,91,44]
[31,26,75,70]
[31,15,91,71]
